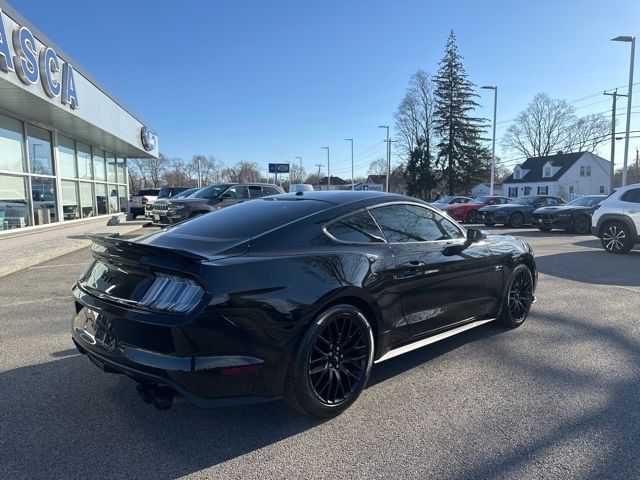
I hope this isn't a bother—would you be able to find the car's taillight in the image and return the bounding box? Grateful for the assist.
[139,274,204,313]
[141,196,149,205]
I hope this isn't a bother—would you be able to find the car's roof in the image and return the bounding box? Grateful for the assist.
[270,190,403,205]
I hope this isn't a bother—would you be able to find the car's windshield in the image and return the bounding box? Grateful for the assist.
[511,196,536,205]
[171,188,200,199]
[192,184,232,199]
[434,196,455,203]
[473,196,491,204]
[567,196,603,206]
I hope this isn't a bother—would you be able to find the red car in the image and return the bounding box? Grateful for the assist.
[441,195,511,223]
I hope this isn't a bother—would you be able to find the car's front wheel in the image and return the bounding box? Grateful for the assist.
[600,221,634,254]
[508,212,524,228]
[283,304,374,418]
[498,264,534,328]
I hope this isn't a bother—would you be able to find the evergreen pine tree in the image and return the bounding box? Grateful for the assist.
[434,31,490,194]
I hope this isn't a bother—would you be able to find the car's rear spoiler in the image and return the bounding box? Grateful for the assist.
[87,233,207,267]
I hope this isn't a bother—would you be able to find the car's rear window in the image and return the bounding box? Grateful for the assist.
[168,198,331,238]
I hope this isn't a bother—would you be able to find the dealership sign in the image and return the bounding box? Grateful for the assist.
[268,163,290,173]
[0,8,79,109]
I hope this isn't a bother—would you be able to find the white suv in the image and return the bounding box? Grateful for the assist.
[591,183,640,254]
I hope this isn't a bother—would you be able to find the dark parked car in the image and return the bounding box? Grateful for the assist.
[532,195,605,233]
[145,186,195,218]
[150,183,284,226]
[72,191,537,417]
[478,195,565,227]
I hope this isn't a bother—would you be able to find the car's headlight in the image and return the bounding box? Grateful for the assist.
[139,274,204,313]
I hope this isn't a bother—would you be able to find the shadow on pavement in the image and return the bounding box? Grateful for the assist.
[536,250,640,287]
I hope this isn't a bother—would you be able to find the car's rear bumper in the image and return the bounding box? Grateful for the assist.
[71,285,288,406]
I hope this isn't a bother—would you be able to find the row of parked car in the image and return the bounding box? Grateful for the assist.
[430,185,640,255]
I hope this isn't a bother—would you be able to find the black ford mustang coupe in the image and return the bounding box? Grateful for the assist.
[72,191,537,417]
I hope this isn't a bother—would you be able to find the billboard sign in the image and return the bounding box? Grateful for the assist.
[268,163,290,173]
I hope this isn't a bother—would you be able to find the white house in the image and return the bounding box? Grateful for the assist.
[471,183,503,197]
[502,152,611,200]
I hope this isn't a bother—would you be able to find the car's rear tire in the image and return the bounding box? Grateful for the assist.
[498,264,534,328]
[465,211,477,224]
[538,227,552,232]
[283,304,374,418]
[508,212,524,228]
[600,221,634,254]
[572,214,591,234]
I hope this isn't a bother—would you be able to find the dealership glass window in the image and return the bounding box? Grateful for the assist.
[31,176,57,225]
[107,184,118,213]
[79,182,95,218]
[77,143,92,180]
[0,114,25,173]
[93,150,106,182]
[61,180,80,220]
[58,135,77,179]
[117,185,127,213]
[95,183,108,215]
[27,125,54,176]
[116,157,126,184]
[107,153,117,183]
[0,174,30,229]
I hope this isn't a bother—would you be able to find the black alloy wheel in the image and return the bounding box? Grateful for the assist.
[284,305,374,418]
[499,264,533,328]
[509,212,524,228]
[601,221,633,254]
[466,210,477,224]
[573,215,591,234]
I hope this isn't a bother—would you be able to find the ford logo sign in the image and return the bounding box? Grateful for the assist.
[141,126,157,152]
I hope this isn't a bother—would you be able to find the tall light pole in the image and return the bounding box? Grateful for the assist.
[481,85,498,195]
[315,163,322,189]
[378,125,390,192]
[322,147,330,190]
[344,138,354,190]
[294,156,302,183]
[612,35,636,186]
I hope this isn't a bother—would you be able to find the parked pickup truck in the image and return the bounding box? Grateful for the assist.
[129,188,160,218]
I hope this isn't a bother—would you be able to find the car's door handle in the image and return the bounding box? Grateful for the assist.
[399,261,426,268]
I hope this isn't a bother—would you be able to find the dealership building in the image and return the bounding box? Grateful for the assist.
[0,1,158,235]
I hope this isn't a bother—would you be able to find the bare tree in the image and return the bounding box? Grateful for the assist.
[394,70,434,157]
[368,157,387,176]
[222,161,261,182]
[564,113,611,153]
[503,92,610,158]
[289,164,306,184]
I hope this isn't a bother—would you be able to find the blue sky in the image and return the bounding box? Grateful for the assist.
[10,0,640,179]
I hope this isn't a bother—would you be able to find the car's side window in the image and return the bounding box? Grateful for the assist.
[263,186,281,196]
[620,188,640,204]
[369,204,463,243]
[248,186,264,199]
[325,211,386,243]
[226,186,248,199]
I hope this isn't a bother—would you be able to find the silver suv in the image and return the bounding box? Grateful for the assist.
[591,183,640,254]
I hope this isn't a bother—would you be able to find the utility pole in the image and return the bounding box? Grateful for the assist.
[315,163,322,190]
[378,125,390,192]
[295,156,302,183]
[636,147,639,184]
[197,156,202,187]
[604,89,627,191]
[345,138,354,190]
[322,147,330,189]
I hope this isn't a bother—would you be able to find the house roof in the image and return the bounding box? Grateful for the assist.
[318,176,349,185]
[503,152,590,184]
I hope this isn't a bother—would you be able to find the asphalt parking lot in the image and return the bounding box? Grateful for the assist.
[1,225,639,480]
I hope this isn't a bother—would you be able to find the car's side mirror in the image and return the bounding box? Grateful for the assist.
[465,228,486,245]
